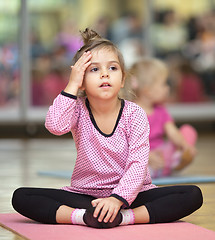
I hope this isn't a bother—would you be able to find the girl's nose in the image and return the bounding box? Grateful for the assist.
[100,70,109,79]
[101,73,109,78]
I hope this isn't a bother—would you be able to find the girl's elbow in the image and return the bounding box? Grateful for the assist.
[45,122,64,136]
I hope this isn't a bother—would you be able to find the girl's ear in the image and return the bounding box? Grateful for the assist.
[121,75,126,88]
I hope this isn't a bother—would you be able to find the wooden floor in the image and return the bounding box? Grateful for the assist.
[0,133,215,239]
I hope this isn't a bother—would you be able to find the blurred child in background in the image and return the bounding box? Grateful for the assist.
[129,58,198,178]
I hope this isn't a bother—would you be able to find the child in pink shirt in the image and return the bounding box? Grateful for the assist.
[12,29,202,228]
[129,58,198,178]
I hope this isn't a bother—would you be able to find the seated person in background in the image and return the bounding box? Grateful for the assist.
[128,58,197,178]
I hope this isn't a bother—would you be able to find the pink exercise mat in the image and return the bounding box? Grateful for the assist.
[0,213,214,240]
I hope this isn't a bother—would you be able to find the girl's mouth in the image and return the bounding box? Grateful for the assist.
[100,83,111,88]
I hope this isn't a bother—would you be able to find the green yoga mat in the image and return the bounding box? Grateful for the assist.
[38,170,215,185]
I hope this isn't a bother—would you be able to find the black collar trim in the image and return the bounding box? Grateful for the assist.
[85,98,125,137]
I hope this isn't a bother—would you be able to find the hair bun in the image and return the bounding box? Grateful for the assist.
[81,28,102,45]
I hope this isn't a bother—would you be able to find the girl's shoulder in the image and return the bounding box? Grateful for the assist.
[122,100,149,134]
[123,100,147,119]
[124,99,146,111]
[76,96,86,105]
[75,97,90,115]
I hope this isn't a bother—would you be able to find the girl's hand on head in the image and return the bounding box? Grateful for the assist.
[64,51,92,95]
[70,51,92,88]
[91,197,123,223]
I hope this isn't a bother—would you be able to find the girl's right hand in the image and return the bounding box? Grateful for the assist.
[64,51,92,95]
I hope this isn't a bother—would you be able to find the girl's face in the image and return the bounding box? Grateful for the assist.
[82,48,124,101]
[147,76,170,104]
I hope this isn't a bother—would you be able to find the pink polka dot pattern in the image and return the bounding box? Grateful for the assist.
[45,93,156,206]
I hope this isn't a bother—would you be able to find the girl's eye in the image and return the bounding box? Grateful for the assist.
[91,67,98,72]
[110,66,117,71]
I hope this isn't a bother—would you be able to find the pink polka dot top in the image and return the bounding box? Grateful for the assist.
[45,91,156,207]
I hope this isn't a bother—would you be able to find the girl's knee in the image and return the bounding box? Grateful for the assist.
[190,185,203,210]
[12,187,28,211]
[179,124,198,146]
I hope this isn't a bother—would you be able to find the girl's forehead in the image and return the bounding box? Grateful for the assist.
[91,48,119,60]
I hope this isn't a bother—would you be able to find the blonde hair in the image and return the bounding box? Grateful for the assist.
[73,28,126,97]
[129,58,168,96]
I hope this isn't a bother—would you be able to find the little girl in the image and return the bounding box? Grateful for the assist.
[12,29,203,228]
[129,58,198,178]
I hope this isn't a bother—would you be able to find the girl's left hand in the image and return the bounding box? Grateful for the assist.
[91,197,123,223]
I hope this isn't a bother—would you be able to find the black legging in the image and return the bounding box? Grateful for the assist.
[12,185,203,224]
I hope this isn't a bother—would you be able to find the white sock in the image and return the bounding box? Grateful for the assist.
[71,209,86,225]
[120,209,135,226]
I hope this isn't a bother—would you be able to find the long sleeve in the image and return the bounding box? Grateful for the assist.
[45,91,79,136]
[111,107,151,206]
